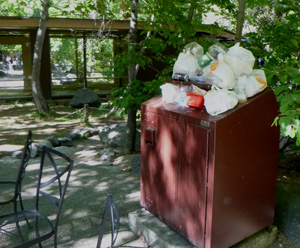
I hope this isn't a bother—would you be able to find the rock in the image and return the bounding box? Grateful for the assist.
[10,150,23,159]
[69,88,101,108]
[79,129,93,138]
[30,143,39,158]
[99,148,115,161]
[58,137,73,147]
[45,136,60,147]
[99,123,141,149]
[90,128,99,136]
[98,126,110,133]
[38,140,53,151]
[68,131,81,140]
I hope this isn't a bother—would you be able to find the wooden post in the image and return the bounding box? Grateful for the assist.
[83,104,89,124]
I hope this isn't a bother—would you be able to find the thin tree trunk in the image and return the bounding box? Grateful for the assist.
[32,0,50,115]
[187,1,196,24]
[235,0,247,42]
[126,0,139,153]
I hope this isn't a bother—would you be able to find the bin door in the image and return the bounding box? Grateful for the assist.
[141,111,179,218]
[141,111,209,248]
[176,122,209,247]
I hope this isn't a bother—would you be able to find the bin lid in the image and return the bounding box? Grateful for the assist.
[141,88,276,127]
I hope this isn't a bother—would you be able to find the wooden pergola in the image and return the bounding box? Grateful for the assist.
[0,17,235,99]
[0,17,139,98]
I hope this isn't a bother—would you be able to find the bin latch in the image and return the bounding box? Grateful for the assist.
[145,126,156,147]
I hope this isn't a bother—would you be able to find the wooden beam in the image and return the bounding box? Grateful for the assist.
[0,17,141,31]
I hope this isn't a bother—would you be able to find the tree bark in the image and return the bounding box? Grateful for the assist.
[126,0,139,153]
[32,0,50,115]
[187,1,196,24]
[235,0,247,42]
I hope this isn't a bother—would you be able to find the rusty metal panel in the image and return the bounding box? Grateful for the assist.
[141,111,178,218]
[175,123,209,247]
[141,89,279,248]
[206,89,280,248]
[141,110,209,247]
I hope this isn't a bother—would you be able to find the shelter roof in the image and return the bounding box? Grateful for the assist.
[0,16,235,39]
[0,16,137,35]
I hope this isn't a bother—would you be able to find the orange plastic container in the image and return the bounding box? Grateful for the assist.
[186,93,204,109]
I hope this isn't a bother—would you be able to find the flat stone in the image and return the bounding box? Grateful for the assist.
[232,226,277,248]
[129,209,278,248]
[128,209,193,248]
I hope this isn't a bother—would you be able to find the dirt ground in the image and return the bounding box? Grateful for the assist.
[0,99,124,159]
[1,99,300,248]
[0,99,149,248]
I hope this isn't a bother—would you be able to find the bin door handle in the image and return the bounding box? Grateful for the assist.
[145,126,156,147]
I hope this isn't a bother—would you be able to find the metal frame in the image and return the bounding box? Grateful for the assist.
[97,194,120,248]
[0,146,73,248]
[0,130,32,213]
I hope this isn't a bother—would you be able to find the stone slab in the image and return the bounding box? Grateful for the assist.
[128,208,193,248]
[128,209,278,248]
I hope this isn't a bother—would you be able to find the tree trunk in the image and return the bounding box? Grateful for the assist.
[235,0,247,42]
[32,0,50,115]
[187,1,196,24]
[126,0,139,153]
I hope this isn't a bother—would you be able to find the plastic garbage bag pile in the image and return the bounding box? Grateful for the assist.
[160,42,268,116]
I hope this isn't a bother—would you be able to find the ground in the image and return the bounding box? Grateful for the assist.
[0,99,300,247]
[0,99,149,247]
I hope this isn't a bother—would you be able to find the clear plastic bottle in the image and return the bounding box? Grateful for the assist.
[198,43,228,68]
[207,43,228,59]
[189,73,204,83]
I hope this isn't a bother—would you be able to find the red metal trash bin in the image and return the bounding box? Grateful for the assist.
[140,88,279,248]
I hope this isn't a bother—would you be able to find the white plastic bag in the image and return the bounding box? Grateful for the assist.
[224,43,255,77]
[160,83,179,103]
[205,54,236,89]
[204,86,238,116]
[160,83,191,106]
[235,69,267,98]
[173,51,202,76]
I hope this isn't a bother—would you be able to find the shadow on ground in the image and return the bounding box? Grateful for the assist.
[0,139,147,248]
[1,101,300,248]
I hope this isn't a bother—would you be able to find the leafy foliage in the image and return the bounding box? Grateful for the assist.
[246,0,300,147]
[1,0,300,146]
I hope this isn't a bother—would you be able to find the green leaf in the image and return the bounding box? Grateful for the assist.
[291,39,299,48]
[292,77,300,85]
[279,74,288,84]
[272,116,279,127]
[297,129,300,146]
[289,129,296,138]
[274,86,289,96]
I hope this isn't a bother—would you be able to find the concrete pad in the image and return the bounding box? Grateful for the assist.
[129,209,278,248]
[231,225,278,248]
[128,209,194,248]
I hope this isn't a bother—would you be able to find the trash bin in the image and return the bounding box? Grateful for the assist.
[140,87,279,248]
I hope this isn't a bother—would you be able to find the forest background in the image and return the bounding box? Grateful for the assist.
[0,0,299,152]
